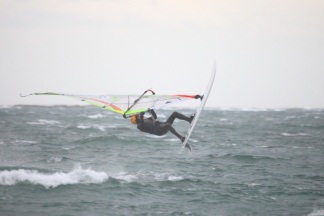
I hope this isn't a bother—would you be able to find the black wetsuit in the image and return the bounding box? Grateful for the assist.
[137,110,192,141]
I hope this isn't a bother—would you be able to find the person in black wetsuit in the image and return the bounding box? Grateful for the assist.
[130,109,194,149]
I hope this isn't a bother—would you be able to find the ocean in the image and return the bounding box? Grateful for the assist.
[0,106,323,216]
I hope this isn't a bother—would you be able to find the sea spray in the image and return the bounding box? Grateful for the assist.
[0,165,108,189]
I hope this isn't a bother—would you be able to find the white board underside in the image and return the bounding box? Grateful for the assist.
[180,60,216,153]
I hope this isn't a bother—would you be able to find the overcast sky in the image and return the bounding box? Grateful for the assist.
[1,0,323,108]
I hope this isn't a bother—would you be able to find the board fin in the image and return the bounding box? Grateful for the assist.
[180,143,192,154]
[184,143,192,152]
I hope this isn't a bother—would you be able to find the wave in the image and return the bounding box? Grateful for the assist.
[207,153,280,162]
[47,156,69,163]
[108,171,185,183]
[281,132,309,136]
[207,107,324,112]
[86,113,105,119]
[308,209,324,216]
[210,107,288,112]
[13,140,38,144]
[74,134,128,145]
[114,172,139,182]
[0,166,108,189]
[77,124,107,131]
[27,119,60,125]
[167,175,184,181]
[0,105,13,109]
[233,154,279,162]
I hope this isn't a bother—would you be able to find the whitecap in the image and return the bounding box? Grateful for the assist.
[285,116,296,119]
[0,105,11,109]
[146,134,166,139]
[47,157,63,163]
[168,175,184,181]
[247,183,261,187]
[308,209,324,216]
[62,146,75,151]
[27,119,60,125]
[164,137,197,142]
[154,173,168,181]
[215,107,287,112]
[281,133,309,136]
[163,138,179,142]
[77,125,106,131]
[16,140,38,144]
[87,114,104,119]
[114,172,138,182]
[77,125,91,129]
[93,125,106,131]
[0,166,108,189]
[153,173,183,181]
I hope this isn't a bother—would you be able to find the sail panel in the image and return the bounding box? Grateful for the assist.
[22,92,197,115]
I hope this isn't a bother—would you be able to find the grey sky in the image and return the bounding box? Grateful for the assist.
[1,0,323,108]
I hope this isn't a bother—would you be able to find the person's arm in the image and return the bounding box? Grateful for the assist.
[149,109,157,120]
[139,112,145,126]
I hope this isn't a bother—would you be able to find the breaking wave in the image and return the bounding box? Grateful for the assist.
[0,166,108,189]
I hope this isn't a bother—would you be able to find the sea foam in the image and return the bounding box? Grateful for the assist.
[308,209,324,216]
[27,119,60,125]
[0,166,108,189]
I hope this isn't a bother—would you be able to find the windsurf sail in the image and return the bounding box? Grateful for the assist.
[20,89,199,118]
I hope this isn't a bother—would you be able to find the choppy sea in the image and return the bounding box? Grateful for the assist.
[0,106,323,216]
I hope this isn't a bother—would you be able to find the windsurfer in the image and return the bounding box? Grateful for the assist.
[130,109,194,150]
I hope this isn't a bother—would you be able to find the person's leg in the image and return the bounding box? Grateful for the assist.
[156,123,191,151]
[168,125,183,140]
[166,112,192,125]
[168,124,192,152]
[155,123,183,140]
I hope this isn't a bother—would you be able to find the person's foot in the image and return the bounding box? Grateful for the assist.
[189,114,195,124]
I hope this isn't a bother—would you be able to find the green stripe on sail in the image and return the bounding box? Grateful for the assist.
[110,97,119,102]
[125,108,148,114]
[64,95,124,114]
